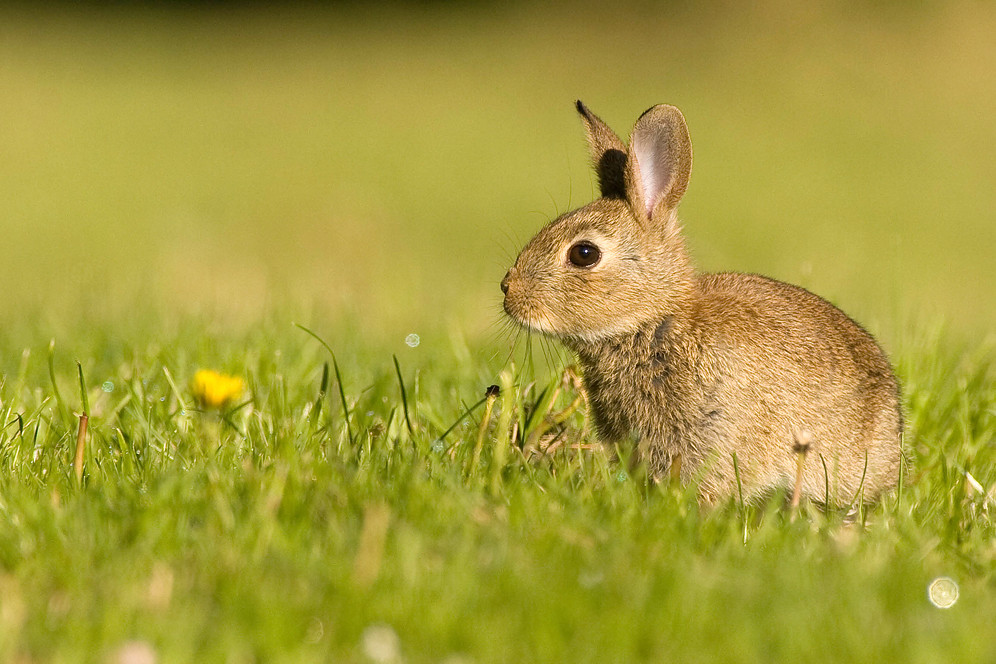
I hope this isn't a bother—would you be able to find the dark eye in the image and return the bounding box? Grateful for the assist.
[568,241,601,268]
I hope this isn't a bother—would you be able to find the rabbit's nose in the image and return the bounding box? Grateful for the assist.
[500,270,511,295]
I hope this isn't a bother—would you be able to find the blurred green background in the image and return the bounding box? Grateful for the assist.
[1,1,993,346]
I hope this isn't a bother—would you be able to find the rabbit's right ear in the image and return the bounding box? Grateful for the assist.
[625,105,692,223]
[576,101,627,199]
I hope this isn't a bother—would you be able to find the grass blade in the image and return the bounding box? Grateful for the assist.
[393,354,414,437]
[490,372,515,495]
[48,339,69,427]
[162,366,190,413]
[732,451,746,542]
[74,361,90,486]
[312,361,330,423]
[436,394,489,442]
[295,323,354,447]
[470,385,500,478]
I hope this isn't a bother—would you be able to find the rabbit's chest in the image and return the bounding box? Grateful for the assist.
[579,338,704,446]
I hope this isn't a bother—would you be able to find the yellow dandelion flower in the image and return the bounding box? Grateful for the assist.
[191,369,245,409]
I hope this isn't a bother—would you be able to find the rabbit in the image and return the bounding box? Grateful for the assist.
[501,101,903,505]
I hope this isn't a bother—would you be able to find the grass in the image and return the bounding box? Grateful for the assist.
[0,314,992,663]
[0,2,994,662]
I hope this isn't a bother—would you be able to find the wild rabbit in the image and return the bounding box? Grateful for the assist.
[501,102,902,505]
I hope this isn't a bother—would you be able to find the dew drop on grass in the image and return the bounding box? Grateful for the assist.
[405,333,420,348]
[102,381,114,393]
[928,577,959,608]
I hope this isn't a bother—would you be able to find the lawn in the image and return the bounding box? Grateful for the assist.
[0,2,993,662]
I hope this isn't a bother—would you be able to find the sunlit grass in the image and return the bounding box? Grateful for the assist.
[0,314,992,662]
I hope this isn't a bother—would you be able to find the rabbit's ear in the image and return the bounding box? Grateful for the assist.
[576,101,627,199]
[626,105,692,222]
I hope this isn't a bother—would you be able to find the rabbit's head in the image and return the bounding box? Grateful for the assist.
[502,102,695,343]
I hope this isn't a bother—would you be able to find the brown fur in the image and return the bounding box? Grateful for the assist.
[502,102,902,505]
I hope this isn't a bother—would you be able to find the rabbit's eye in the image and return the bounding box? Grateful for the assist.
[568,242,601,268]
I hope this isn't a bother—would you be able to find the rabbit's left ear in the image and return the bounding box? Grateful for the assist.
[625,105,692,222]
[576,101,627,199]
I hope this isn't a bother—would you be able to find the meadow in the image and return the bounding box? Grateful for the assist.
[0,2,993,662]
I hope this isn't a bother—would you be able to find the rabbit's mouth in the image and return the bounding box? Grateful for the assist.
[502,294,558,337]
[501,275,560,336]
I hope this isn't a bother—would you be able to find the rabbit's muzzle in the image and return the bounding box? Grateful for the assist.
[500,267,530,324]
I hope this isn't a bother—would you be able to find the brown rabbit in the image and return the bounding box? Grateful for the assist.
[501,101,902,505]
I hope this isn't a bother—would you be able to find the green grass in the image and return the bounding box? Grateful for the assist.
[0,2,994,662]
[0,315,992,663]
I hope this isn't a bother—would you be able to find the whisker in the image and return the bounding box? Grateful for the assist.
[502,327,523,373]
[523,330,535,379]
[544,336,568,383]
[497,224,525,265]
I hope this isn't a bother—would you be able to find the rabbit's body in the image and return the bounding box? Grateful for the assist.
[571,271,901,503]
[502,102,902,504]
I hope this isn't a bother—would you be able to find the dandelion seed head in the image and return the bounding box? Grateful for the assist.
[404,333,420,348]
[102,381,115,393]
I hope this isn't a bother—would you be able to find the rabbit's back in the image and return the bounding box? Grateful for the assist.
[686,272,902,501]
